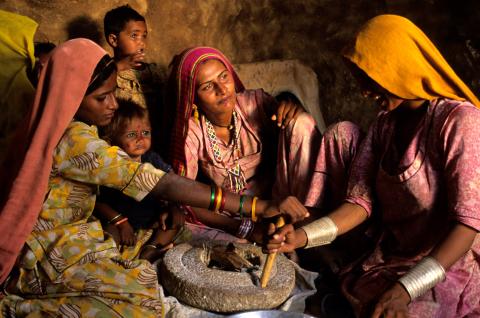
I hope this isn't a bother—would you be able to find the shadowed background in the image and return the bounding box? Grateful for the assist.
[1,0,479,130]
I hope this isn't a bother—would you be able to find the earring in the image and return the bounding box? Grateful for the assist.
[192,104,199,123]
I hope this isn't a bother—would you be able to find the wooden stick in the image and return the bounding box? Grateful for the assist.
[260,216,285,288]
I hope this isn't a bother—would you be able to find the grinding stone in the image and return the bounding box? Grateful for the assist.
[159,240,295,313]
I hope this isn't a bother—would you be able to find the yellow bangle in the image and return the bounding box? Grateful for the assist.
[251,196,258,222]
[214,187,223,213]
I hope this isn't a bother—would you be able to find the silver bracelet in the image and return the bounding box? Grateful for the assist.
[398,256,446,301]
[236,218,254,239]
[300,216,338,249]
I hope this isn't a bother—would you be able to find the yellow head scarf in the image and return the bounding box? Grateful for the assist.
[343,14,480,107]
[0,10,37,161]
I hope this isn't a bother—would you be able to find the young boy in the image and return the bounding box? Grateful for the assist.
[95,100,187,262]
[103,5,162,112]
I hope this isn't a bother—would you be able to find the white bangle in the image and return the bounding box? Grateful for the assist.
[398,256,446,301]
[236,218,254,239]
[300,216,338,249]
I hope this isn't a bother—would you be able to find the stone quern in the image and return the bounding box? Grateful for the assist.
[159,240,295,313]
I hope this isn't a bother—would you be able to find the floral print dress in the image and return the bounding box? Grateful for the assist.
[1,121,166,317]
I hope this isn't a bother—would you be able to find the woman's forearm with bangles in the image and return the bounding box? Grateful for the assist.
[151,172,248,214]
[296,202,368,249]
[151,172,306,221]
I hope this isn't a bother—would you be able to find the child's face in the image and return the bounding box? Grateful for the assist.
[117,117,151,161]
[116,20,147,57]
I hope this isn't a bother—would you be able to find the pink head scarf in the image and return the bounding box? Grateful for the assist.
[167,47,245,176]
[0,38,108,283]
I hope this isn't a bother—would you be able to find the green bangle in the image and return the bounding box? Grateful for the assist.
[238,195,246,218]
[208,185,216,211]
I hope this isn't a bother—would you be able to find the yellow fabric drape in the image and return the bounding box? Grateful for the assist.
[0,9,37,162]
[343,14,480,107]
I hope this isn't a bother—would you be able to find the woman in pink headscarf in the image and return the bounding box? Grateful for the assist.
[165,47,363,243]
[0,38,308,316]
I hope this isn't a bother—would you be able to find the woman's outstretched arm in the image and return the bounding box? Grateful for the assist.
[265,202,368,252]
[151,171,309,223]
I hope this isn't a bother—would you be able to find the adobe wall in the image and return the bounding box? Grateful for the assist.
[2,0,479,130]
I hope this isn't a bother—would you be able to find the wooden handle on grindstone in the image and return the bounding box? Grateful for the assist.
[260,216,285,288]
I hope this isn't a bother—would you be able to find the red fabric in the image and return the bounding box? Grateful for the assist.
[0,39,107,283]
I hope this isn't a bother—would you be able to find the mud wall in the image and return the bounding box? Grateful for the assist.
[1,0,479,130]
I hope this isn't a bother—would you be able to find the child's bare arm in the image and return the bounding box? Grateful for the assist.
[95,202,136,246]
[156,204,185,231]
[95,201,121,223]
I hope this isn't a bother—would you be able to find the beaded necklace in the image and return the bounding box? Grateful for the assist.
[204,111,246,193]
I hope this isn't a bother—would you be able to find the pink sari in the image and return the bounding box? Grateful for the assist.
[344,99,480,317]
[183,88,323,200]
[167,47,321,226]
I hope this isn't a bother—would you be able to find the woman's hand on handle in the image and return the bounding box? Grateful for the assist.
[263,201,368,254]
[264,224,307,254]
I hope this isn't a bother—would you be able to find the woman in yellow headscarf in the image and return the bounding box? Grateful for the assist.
[0,9,37,164]
[266,15,480,317]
